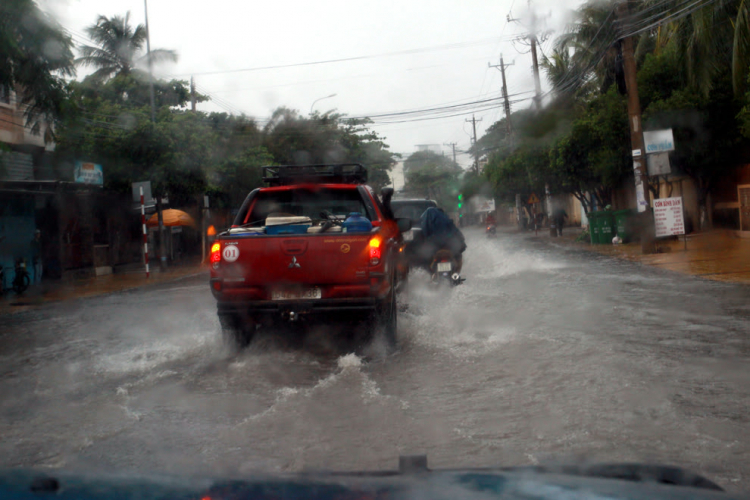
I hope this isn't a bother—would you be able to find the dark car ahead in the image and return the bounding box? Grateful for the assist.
[390,199,438,268]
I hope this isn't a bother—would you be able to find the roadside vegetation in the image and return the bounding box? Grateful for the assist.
[2,3,398,209]
[465,0,750,224]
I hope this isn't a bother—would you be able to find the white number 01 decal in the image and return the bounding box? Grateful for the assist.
[222,246,240,262]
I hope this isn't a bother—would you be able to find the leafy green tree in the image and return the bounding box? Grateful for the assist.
[336,117,397,192]
[403,150,462,208]
[553,0,624,96]
[548,89,631,213]
[76,13,177,82]
[70,73,203,111]
[211,147,273,208]
[740,73,750,138]
[261,108,396,191]
[635,0,749,96]
[0,0,75,133]
[54,78,215,203]
[486,146,549,204]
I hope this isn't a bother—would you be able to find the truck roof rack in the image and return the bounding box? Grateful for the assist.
[262,164,368,186]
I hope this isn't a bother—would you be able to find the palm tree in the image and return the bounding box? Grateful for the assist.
[553,0,623,95]
[729,0,750,95]
[622,0,749,95]
[76,12,177,81]
[541,49,571,91]
[0,0,75,132]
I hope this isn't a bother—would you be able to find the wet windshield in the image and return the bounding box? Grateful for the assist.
[2,0,750,496]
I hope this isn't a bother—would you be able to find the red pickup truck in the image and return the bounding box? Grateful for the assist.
[209,164,411,349]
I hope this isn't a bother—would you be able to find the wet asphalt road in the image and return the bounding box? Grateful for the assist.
[1,230,749,492]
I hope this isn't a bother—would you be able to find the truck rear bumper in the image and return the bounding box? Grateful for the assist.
[217,297,378,318]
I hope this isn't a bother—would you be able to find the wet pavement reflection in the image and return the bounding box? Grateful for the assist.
[0,229,748,492]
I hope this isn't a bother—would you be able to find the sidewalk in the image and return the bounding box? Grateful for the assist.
[549,227,750,284]
[0,262,209,316]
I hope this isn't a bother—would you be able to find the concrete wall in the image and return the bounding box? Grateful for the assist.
[611,174,700,231]
[550,193,583,226]
[644,176,700,231]
[711,164,750,230]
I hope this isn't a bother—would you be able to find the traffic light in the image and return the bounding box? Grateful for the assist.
[457,193,463,209]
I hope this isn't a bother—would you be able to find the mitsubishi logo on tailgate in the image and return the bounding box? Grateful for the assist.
[288,256,301,269]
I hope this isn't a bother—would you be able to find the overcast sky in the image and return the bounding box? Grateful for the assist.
[42,0,582,169]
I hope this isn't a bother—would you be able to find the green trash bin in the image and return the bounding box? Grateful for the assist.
[599,211,615,244]
[587,212,599,245]
[613,209,634,243]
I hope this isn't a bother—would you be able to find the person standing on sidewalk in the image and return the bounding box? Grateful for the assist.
[552,208,568,236]
[30,230,42,285]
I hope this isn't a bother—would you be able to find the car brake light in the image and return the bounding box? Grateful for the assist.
[210,243,221,263]
[369,237,381,265]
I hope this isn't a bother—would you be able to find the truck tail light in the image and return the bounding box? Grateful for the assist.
[210,243,221,263]
[369,237,381,265]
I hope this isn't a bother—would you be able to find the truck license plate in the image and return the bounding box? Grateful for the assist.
[403,230,413,241]
[272,287,322,301]
[437,262,452,272]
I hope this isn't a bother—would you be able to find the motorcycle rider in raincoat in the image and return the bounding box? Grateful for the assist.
[418,207,467,273]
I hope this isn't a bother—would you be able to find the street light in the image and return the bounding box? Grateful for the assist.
[310,93,337,114]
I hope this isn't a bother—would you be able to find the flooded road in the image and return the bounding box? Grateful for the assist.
[1,230,749,492]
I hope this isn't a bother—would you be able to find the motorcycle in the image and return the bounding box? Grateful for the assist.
[429,249,465,287]
[0,258,31,295]
[486,224,497,238]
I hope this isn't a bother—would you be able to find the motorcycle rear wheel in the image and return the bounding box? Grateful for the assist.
[12,272,30,295]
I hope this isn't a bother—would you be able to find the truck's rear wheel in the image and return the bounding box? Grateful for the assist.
[373,274,398,350]
[219,313,255,349]
[382,285,397,349]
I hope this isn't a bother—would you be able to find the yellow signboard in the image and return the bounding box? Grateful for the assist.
[527,193,540,204]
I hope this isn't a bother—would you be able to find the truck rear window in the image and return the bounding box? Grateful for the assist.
[243,187,374,226]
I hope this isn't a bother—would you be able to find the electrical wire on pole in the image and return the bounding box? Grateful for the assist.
[616,0,655,254]
[190,76,197,112]
[507,0,549,110]
[443,142,458,164]
[465,115,482,174]
[489,55,514,143]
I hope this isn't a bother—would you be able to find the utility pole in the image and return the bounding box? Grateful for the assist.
[528,0,544,109]
[144,0,166,271]
[509,0,546,110]
[489,55,514,141]
[144,0,156,123]
[465,115,482,174]
[530,36,543,110]
[190,76,196,112]
[443,142,457,164]
[617,0,655,254]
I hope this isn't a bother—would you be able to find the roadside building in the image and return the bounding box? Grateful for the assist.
[0,86,142,282]
[711,164,750,235]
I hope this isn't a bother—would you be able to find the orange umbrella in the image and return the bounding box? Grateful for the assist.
[146,209,197,228]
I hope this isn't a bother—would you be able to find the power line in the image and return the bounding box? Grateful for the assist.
[348,90,534,121]
[169,36,525,77]
[542,0,721,102]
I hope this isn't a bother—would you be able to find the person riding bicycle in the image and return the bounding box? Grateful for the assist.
[419,207,467,273]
